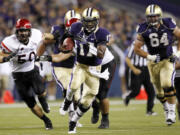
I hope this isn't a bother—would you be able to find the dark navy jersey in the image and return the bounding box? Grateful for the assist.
[70,22,110,66]
[137,18,176,60]
[51,25,75,68]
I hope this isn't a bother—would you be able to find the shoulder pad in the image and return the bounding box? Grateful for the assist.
[31,28,43,44]
[136,22,149,34]
[95,28,110,43]
[51,25,65,35]
[70,22,83,36]
[162,18,176,29]
[1,35,17,53]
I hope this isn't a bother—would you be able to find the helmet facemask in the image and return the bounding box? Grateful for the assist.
[16,28,31,44]
[82,8,100,34]
[15,18,31,45]
[146,14,161,26]
[82,17,99,33]
[145,4,162,27]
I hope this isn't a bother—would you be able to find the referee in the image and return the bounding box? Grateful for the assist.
[124,42,156,115]
[173,46,180,120]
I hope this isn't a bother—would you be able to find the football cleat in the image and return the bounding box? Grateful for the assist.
[76,121,83,127]
[146,111,157,116]
[124,96,130,106]
[166,110,176,126]
[91,108,100,124]
[38,97,50,113]
[44,118,53,130]
[68,121,77,134]
[59,98,72,116]
[98,119,109,129]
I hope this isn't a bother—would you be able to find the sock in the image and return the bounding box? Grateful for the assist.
[102,113,109,120]
[40,114,49,122]
[71,104,90,122]
[163,101,168,111]
[167,102,175,112]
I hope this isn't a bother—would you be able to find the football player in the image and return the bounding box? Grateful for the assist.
[134,4,180,125]
[63,7,110,134]
[37,10,82,127]
[91,37,116,129]
[0,19,53,130]
[42,7,110,133]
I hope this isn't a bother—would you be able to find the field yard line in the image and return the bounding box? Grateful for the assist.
[0,100,159,108]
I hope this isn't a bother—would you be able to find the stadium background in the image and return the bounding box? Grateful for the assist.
[0,0,180,101]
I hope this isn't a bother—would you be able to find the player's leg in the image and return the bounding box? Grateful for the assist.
[148,62,168,118]
[31,66,50,113]
[94,60,116,128]
[143,67,156,115]
[61,64,85,116]
[12,72,53,130]
[160,60,176,125]
[69,72,99,133]
[52,67,74,115]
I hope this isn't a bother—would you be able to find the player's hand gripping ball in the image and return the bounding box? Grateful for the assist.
[59,37,75,52]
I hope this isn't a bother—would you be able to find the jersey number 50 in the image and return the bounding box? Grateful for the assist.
[149,33,169,47]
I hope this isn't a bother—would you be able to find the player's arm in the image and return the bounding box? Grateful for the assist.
[134,34,158,61]
[134,34,147,58]
[97,42,106,59]
[0,50,16,63]
[51,52,72,62]
[38,52,72,62]
[37,33,56,56]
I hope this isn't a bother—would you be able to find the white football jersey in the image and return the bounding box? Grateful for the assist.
[101,47,114,65]
[1,28,42,72]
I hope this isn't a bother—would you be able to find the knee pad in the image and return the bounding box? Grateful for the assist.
[163,86,174,93]
[80,93,96,108]
[156,94,166,104]
[78,103,90,113]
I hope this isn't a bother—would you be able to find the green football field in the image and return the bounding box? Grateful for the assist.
[0,99,180,135]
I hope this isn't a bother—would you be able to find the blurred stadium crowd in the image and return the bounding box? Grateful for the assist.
[0,0,179,102]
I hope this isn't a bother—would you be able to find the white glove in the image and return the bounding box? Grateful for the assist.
[147,54,157,62]
[89,67,110,80]
[89,44,97,56]
[99,68,110,80]
[173,51,180,58]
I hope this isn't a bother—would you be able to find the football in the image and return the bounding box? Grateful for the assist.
[59,37,75,52]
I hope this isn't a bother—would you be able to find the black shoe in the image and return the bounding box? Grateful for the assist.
[124,96,130,106]
[98,119,109,129]
[44,118,53,130]
[146,111,157,116]
[59,98,72,115]
[91,108,99,124]
[68,121,76,134]
[38,97,50,113]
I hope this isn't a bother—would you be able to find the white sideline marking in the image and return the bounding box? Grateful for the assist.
[0,100,159,109]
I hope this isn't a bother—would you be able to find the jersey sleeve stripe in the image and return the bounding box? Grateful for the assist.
[1,42,12,52]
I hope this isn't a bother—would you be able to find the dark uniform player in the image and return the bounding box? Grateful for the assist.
[134,4,180,125]
[0,19,53,130]
[42,8,110,133]
[91,46,116,129]
[37,10,82,126]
